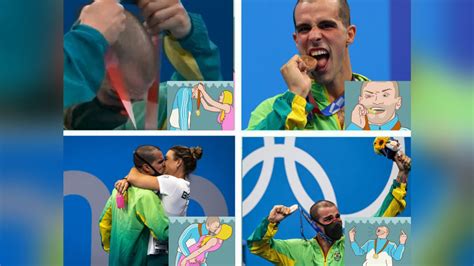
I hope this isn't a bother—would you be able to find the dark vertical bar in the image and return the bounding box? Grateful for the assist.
[391,0,411,80]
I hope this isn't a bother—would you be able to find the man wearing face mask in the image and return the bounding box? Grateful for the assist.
[114,145,203,264]
[247,200,345,265]
[99,145,169,266]
[247,0,369,130]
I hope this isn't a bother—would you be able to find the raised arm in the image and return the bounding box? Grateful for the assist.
[126,167,160,191]
[394,151,411,184]
[197,84,231,113]
[178,224,201,256]
[247,205,298,264]
[199,96,221,112]
[374,151,411,217]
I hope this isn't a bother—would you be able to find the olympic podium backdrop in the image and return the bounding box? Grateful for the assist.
[64,136,235,266]
[242,137,411,265]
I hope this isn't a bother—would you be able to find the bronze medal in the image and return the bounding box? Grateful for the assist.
[301,55,317,71]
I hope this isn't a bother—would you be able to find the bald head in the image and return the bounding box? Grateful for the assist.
[100,11,157,101]
[360,81,399,97]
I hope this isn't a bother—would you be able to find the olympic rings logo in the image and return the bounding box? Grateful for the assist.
[242,137,405,218]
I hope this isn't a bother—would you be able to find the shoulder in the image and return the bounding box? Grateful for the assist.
[133,187,158,198]
[158,174,180,182]
[160,175,189,187]
[253,93,287,111]
[207,237,218,245]
[185,223,199,230]
[387,241,397,247]
[276,238,309,247]
[353,73,370,81]
[248,93,287,119]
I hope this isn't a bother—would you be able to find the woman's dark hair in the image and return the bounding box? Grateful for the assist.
[170,145,203,176]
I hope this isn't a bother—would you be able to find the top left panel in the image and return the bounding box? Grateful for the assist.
[64,0,234,130]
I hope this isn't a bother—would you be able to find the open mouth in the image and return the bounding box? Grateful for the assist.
[368,107,385,114]
[310,49,330,71]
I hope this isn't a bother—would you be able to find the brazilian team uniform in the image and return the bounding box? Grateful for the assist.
[247,73,369,130]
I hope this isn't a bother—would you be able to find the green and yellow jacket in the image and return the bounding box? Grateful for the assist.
[64,13,222,129]
[375,179,408,217]
[99,187,169,266]
[247,73,369,130]
[247,218,345,266]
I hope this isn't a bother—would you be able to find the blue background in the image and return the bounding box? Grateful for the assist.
[64,136,234,266]
[242,0,410,128]
[64,0,233,81]
[242,137,411,265]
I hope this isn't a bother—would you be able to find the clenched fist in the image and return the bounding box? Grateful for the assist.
[79,0,126,45]
[138,0,192,39]
[351,104,368,129]
[267,204,298,224]
[394,150,411,172]
[349,227,356,242]
[280,55,313,98]
[399,230,407,245]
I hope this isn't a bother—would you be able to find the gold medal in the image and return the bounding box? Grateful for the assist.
[373,238,389,260]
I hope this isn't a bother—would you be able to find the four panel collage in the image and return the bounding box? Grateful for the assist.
[64,0,411,265]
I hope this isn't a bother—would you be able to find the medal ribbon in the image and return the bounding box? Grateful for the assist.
[144,36,161,130]
[105,51,137,129]
[307,91,345,117]
[299,205,334,245]
[374,238,390,257]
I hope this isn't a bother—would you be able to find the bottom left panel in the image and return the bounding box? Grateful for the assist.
[64,136,235,266]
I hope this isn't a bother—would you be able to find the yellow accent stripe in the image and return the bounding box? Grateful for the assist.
[285,94,308,130]
[316,239,331,266]
[98,206,112,253]
[249,222,295,265]
[136,211,158,239]
[383,183,407,217]
[163,35,204,81]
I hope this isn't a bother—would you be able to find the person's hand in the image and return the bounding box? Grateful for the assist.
[399,230,407,244]
[196,83,205,92]
[394,150,411,172]
[189,258,197,263]
[351,104,367,128]
[138,0,192,39]
[280,55,313,98]
[267,205,297,223]
[79,0,126,45]
[180,258,188,266]
[115,179,129,194]
[349,227,356,242]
